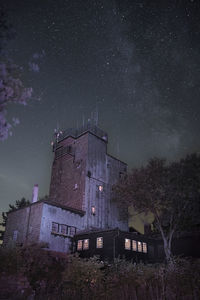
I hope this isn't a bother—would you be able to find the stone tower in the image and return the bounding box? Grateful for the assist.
[49,123,128,231]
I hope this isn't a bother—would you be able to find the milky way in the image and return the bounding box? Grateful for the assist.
[1,0,200,213]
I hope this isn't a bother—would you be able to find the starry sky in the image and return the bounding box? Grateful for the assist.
[1,0,200,214]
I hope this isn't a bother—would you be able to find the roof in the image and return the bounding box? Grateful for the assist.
[7,199,85,216]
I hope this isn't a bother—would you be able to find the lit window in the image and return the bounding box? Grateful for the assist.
[69,227,76,236]
[52,222,59,233]
[77,240,83,251]
[96,237,103,248]
[138,241,142,252]
[132,240,137,251]
[125,238,131,250]
[143,242,147,253]
[98,185,103,192]
[74,183,78,189]
[83,239,89,250]
[91,206,96,215]
[60,224,68,235]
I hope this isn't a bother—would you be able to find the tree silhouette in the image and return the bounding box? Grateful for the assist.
[113,154,200,261]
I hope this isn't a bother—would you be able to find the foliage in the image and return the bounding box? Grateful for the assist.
[0,60,33,140]
[0,5,33,140]
[62,255,105,300]
[0,198,30,241]
[0,247,200,300]
[113,154,200,261]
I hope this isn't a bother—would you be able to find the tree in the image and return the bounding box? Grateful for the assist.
[113,154,200,261]
[0,198,30,242]
[0,5,33,141]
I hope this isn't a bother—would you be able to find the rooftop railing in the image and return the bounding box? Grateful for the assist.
[57,124,108,143]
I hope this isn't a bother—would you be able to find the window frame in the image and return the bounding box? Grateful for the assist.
[91,206,96,215]
[52,222,59,233]
[77,240,83,251]
[142,242,147,253]
[132,240,137,252]
[137,241,142,252]
[60,224,68,235]
[83,239,89,250]
[96,237,103,248]
[125,238,131,250]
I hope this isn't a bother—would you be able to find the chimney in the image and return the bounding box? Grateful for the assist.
[32,184,39,203]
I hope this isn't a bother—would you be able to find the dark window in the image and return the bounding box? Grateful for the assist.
[60,224,68,235]
[13,230,18,241]
[69,227,76,236]
[52,222,59,233]
[67,145,72,153]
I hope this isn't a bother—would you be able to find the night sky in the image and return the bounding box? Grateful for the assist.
[1,0,200,215]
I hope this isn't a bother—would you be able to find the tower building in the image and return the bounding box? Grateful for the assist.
[3,124,128,253]
[49,123,128,231]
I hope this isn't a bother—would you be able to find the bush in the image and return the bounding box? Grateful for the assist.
[0,247,200,300]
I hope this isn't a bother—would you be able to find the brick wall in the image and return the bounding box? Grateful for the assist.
[49,133,88,210]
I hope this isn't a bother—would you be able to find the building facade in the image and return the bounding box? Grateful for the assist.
[3,124,129,253]
[4,123,200,261]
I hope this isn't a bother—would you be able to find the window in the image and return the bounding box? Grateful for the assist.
[138,241,142,252]
[98,185,103,192]
[67,145,72,153]
[96,237,103,248]
[132,240,137,251]
[52,222,59,233]
[83,239,89,250]
[69,227,76,236]
[91,206,96,215]
[60,224,68,235]
[74,183,78,190]
[143,242,147,253]
[119,172,123,179]
[125,238,131,250]
[13,230,18,241]
[77,240,83,251]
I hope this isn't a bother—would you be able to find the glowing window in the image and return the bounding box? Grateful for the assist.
[125,238,131,250]
[91,206,96,215]
[60,224,67,235]
[143,242,147,253]
[77,240,83,251]
[96,237,103,248]
[138,241,142,252]
[132,240,137,251]
[98,185,103,192]
[52,222,59,233]
[83,239,89,250]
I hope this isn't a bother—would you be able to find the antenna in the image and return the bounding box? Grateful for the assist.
[94,104,99,126]
[91,104,99,127]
